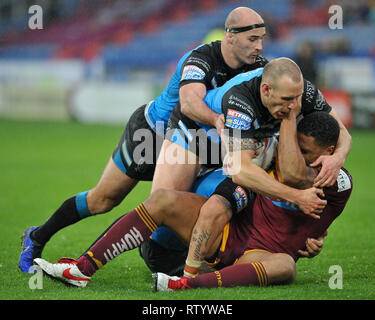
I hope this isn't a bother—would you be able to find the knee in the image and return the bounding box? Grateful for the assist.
[147,188,179,215]
[87,191,122,215]
[199,195,232,228]
[272,253,296,285]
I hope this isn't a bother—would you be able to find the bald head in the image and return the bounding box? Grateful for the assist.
[259,58,304,120]
[221,7,265,68]
[225,7,264,30]
[262,57,303,88]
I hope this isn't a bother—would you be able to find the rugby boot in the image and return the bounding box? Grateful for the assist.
[19,226,44,273]
[34,257,91,287]
[152,272,192,291]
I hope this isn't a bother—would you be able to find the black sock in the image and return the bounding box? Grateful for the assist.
[31,196,84,246]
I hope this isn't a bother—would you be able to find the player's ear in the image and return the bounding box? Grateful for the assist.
[327,145,335,155]
[261,82,271,97]
[225,31,234,44]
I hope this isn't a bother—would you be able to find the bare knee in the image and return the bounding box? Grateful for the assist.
[199,195,232,228]
[87,189,123,214]
[264,253,296,285]
[87,161,138,214]
[145,188,180,221]
[278,254,296,284]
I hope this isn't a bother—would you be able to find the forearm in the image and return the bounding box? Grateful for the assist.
[181,95,220,127]
[231,152,300,203]
[278,114,315,188]
[334,127,352,166]
[179,82,220,127]
[330,109,352,165]
[227,147,326,218]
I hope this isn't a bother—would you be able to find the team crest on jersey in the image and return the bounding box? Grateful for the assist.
[225,109,252,130]
[181,65,206,81]
[233,186,248,213]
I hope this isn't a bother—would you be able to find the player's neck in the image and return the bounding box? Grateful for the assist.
[221,42,243,70]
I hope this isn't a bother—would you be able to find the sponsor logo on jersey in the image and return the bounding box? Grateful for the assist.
[228,94,254,114]
[337,169,351,192]
[181,65,206,81]
[233,186,248,213]
[225,109,252,130]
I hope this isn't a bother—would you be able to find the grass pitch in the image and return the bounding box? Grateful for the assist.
[0,119,374,301]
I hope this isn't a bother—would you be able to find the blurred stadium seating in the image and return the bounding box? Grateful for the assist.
[0,0,374,126]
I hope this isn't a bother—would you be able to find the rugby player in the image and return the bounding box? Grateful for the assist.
[153,111,353,290]
[33,111,352,290]
[142,57,352,276]
[19,6,268,273]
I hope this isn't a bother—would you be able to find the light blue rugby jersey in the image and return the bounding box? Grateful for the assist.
[194,67,264,139]
[144,46,204,132]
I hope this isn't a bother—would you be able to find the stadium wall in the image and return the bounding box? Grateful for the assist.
[0,57,374,128]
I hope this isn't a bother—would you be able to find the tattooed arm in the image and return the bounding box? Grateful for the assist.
[223,130,326,218]
[224,132,293,197]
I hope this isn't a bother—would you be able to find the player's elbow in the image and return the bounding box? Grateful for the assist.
[231,173,242,186]
[231,165,252,188]
[179,92,195,117]
[180,100,189,116]
[281,172,304,188]
[180,99,198,119]
[282,167,312,189]
[229,161,247,186]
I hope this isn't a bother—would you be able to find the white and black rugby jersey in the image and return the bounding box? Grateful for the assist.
[202,68,332,140]
[179,40,268,90]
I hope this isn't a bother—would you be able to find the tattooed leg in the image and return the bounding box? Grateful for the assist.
[184,195,232,277]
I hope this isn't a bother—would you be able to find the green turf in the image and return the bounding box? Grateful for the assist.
[0,119,374,300]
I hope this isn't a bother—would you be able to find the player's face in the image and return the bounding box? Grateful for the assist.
[297,133,332,165]
[231,28,266,65]
[263,77,303,119]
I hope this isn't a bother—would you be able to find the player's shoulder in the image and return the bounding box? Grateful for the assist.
[239,55,268,73]
[220,79,261,130]
[221,69,262,107]
[324,167,353,201]
[301,79,332,113]
[181,41,221,76]
[253,55,269,68]
[233,67,264,83]
[186,41,221,62]
[303,79,318,103]
[193,40,221,54]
